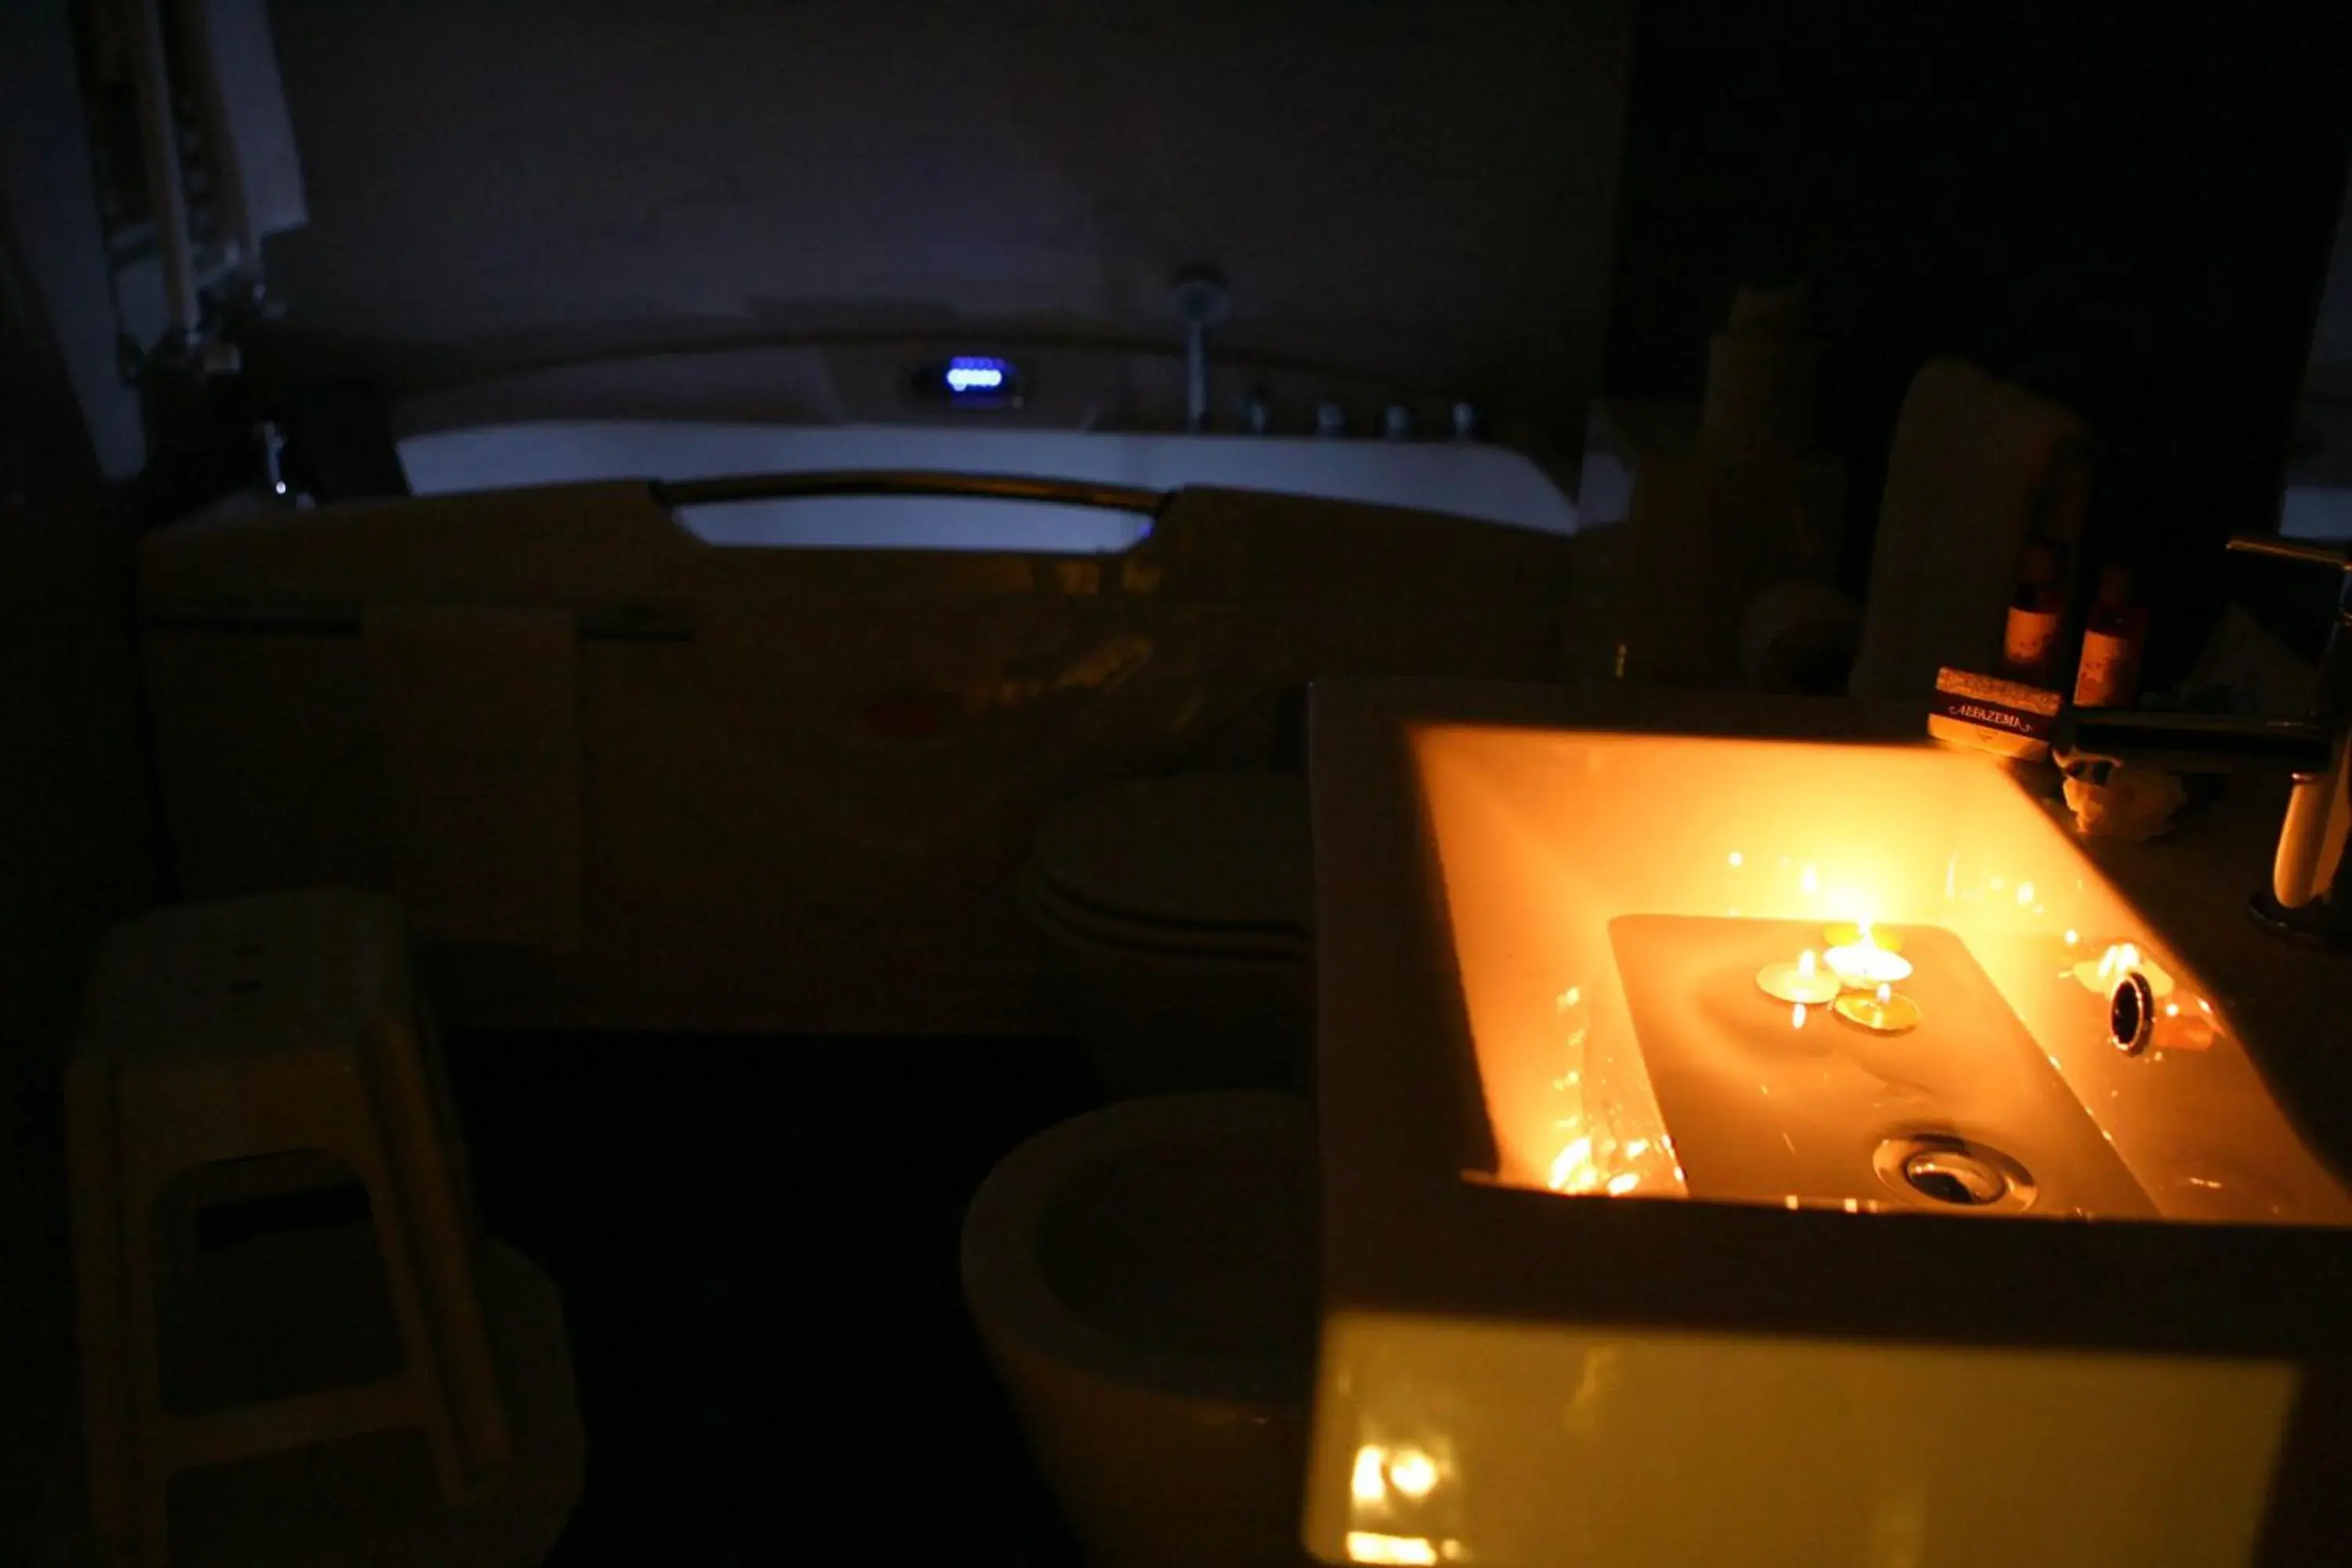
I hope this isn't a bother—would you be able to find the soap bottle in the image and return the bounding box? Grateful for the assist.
[2071,565,2144,707]
[2000,541,2067,684]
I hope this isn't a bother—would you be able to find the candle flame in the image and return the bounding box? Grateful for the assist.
[1856,918,1873,945]
[1791,1001,1808,1028]
[1875,982,1891,1006]
[1797,949,1817,977]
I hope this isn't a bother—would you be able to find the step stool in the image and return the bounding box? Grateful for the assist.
[67,891,511,1566]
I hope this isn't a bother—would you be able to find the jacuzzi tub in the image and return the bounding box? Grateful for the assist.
[142,415,1582,1034]
[396,419,1579,553]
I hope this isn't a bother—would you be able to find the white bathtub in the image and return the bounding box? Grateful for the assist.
[396,419,1579,551]
[146,415,1582,1034]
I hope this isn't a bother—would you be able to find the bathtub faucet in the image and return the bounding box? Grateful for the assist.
[2056,534,2352,946]
[1170,266,1229,433]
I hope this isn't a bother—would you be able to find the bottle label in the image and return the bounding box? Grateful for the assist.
[2003,606,2060,673]
[2073,630,2136,706]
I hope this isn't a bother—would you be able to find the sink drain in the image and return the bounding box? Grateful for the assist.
[1872,1134,2037,1214]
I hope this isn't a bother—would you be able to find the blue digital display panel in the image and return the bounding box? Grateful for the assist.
[912,354,1025,407]
[945,358,1009,393]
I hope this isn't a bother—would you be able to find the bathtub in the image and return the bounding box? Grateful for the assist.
[142,417,1581,1033]
[396,419,1579,551]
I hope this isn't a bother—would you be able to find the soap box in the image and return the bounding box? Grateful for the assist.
[1926,667,2061,760]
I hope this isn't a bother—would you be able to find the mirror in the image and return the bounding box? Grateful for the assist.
[2282,169,2352,542]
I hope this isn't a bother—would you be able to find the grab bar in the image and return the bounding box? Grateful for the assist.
[652,470,1167,515]
[142,601,694,641]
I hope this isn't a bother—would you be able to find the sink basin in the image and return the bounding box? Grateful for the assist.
[1305,680,2352,1568]
[1428,722,2350,1225]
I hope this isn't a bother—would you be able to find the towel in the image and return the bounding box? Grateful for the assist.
[1849,359,2093,700]
[364,606,583,951]
[176,0,307,240]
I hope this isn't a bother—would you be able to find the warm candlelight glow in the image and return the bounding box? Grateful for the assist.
[1833,979,1920,1033]
[1345,1533,1440,1566]
[1388,1449,1439,1500]
[1547,1135,1607,1194]
[1791,1000,1808,1028]
[1824,934,1912,990]
[1759,948,1843,1004]
[2072,941,2175,999]
[1822,921,1904,953]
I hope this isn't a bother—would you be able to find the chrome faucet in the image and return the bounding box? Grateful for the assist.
[2056,535,2352,944]
[1169,266,1229,433]
[256,420,294,503]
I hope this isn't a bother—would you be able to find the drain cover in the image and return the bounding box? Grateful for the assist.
[1872,1134,2037,1214]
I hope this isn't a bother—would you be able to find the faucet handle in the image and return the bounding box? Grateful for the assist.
[2226,535,2352,572]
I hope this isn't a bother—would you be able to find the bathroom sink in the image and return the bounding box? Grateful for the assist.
[1305,679,2352,1568]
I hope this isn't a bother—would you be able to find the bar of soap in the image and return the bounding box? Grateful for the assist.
[1926,667,2062,760]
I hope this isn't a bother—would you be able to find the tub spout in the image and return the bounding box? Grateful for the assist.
[1170,267,1229,433]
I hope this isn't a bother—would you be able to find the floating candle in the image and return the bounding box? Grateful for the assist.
[1822,921,1904,954]
[1824,937,1912,990]
[1835,982,1921,1033]
[1757,949,1843,1005]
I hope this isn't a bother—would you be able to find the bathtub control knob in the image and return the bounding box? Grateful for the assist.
[1237,387,1274,435]
[1314,399,1348,438]
[1381,403,1416,441]
[1450,401,1483,441]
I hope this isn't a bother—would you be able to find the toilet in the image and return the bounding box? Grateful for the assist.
[960,1092,1317,1568]
[1019,774,1314,1098]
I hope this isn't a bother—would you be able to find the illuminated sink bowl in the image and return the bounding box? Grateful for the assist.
[1305,682,2352,1568]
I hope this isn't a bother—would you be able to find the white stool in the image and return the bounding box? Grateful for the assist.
[67,891,510,1566]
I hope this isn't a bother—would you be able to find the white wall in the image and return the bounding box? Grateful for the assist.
[263,0,1628,423]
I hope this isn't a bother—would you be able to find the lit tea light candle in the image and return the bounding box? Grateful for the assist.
[1835,982,1921,1033]
[2071,941,2175,999]
[1822,921,1904,954]
[1823,922,1913,990]
[1757,949,1842,1004]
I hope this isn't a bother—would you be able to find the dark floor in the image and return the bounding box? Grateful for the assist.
[440,1029,1109,1566]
